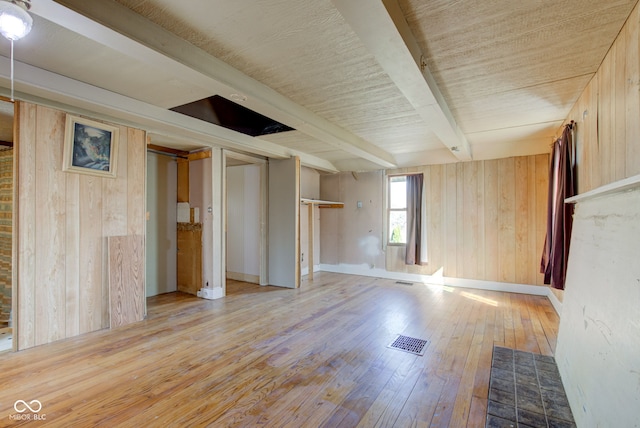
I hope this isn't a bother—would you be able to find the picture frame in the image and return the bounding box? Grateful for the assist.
[63,115,119,178]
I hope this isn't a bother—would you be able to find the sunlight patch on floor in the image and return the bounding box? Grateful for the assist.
[460,291,499,307]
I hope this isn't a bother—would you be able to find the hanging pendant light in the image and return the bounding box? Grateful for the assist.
[0,0,32,41]
[0,0,32,101]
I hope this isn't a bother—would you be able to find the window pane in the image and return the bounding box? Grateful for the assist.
[389,211,407,243]
[389,176,406,209]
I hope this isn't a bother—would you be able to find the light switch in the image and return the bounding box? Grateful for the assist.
[357,201,363,208]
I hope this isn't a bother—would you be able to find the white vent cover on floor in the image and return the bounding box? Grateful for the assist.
[388,334,428,356]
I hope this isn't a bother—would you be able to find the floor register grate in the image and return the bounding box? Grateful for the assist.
[388,335,428,356]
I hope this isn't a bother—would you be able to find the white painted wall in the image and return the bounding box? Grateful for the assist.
[226,164,261,281]
[555,185,640,427]
[145,152,177,297]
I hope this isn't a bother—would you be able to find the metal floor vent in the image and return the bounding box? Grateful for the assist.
[388,335,428,356]
[395,281,414,286]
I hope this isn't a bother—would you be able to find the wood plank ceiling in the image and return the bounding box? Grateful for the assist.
[2,0,637,172]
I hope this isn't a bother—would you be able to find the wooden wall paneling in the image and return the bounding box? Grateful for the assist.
[535,154,549,286]
[79,175,104,334]
[108,235,144,328]
[526,157,537,285]
[586,78,600,191]
[15,102,147,347]
[576,87,587,191]
[421,167,430,270]
[483,160,499,282]
[598,56,613,186]
[497,158,516,283]
[100,126,129,329]
[0,148,13,329]
[128,129,146,312]
[574,78,597,193]
[375,157,548,286]
[476,161,486,280]
[514,157,530,284]
[128,128,146,237]
[567,1,640,192]
[444,163,457,278]
[455,164,464,278]
[101,235,110,330]
[626,4,640,178]
[573,82,592,193]
[177,224,202,295]
[103,125,128,237]
[429,165,444,273]
[17,102,37,349]
[34,106,66,346]
[65,172,80,338]
[102,126,128,328]
[462,162,479,279]
[614,33,628,182]
[177,159,189,203]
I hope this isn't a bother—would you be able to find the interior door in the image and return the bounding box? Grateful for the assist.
[268,156,300,288]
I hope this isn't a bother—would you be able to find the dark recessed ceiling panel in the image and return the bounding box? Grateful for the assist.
[170,95,294,137]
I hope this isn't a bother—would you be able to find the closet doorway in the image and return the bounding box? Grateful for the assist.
[0,99,15,353]
[146,149,178,298]
[225,151,267,290]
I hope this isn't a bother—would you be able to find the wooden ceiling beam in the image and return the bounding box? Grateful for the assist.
[332,0,472,161]
[35,0,397,170]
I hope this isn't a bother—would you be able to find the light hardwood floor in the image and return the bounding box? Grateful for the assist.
[0,273,558,427]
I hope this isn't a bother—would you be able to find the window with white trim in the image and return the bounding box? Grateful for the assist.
[388,175,407,244]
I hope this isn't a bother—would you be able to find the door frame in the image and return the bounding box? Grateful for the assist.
[223,150,268,290]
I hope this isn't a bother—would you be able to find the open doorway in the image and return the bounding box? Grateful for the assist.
[0,99,14,352]
[146,149,178,297]
[225,151,267,292]
[146,142,216,302]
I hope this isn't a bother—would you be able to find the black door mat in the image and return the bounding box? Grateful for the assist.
[486,346,576,428]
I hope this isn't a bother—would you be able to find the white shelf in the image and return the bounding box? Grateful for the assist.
[566,174,640,204]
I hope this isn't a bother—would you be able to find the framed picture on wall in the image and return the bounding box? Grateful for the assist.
[63,115,119,178]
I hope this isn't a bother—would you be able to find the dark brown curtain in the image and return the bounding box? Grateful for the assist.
[540,122,576,289]
[405,174,424,265]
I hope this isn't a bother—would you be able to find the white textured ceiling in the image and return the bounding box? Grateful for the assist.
[0,0,636,172]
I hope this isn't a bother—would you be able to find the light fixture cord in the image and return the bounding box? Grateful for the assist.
[10,39,14,102]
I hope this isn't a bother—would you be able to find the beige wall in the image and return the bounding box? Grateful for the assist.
[320,170,385,270]
[320,155,549,286]
[16,102,146,350]
[556,3,640,426]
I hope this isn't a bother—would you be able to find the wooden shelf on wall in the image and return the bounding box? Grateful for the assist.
[300,198,344,209]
